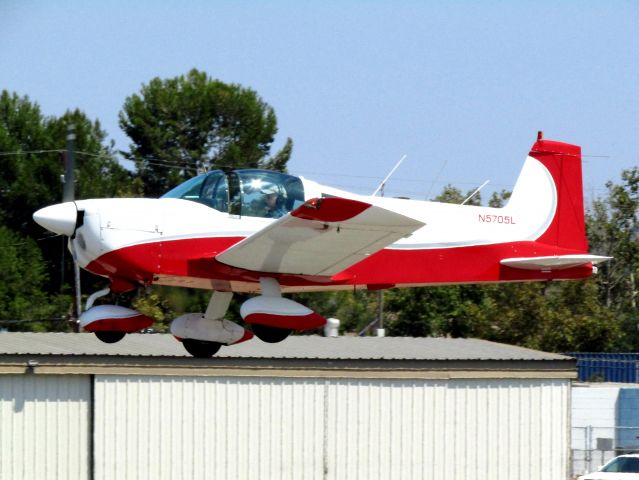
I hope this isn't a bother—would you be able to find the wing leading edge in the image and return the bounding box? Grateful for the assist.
[216,197,424,276]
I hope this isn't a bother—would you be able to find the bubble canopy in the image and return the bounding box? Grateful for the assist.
[161,169,305,219]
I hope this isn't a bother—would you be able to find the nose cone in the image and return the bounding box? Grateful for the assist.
[33,202,78,236]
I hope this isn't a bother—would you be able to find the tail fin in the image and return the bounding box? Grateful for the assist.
[529,136,587,251]
[508,134,587,252]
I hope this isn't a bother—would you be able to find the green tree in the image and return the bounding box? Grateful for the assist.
[0,226,71,331]
[0,91,134,327]
[535,280,621,352]
[0,91,133,237]
[587,168,639,348]
[119,69,293,197]
[488,190,511,208]
[433,184,482,206]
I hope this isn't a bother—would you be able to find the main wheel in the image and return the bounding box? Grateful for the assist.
[252,324,292,343]
[182,339,222,358]
[94,331,126,344]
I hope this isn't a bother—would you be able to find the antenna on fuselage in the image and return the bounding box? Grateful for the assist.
[461,180,490,205]
[372,154,407,197]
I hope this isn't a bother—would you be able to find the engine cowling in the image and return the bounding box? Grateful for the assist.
[79,305,153,333]
[170,314,253,345]
[240,296,326,330]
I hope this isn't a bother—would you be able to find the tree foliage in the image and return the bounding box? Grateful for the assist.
[0,91,133,237]
[586,168,639,349]
[1,79,638,354]
[0,91,134,330]
[0,226,71,331]
[119,68,293,197]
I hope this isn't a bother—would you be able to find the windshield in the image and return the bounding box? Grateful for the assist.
[161,169,305,218]
[601,457,639,472]
[161,174,208,200]
[161,170,229,211]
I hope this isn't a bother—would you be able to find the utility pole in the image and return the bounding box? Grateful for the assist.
[376,289,385,337]
[63,126,75,203]
[64,125,82,329]
[371,156,405,338]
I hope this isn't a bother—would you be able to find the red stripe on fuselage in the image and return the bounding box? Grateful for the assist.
[85,236,594,290]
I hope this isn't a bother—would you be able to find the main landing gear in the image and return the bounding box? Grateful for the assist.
[95,331,126,344]
[172,277,327,357]
[170,291,253,358]
[251,324,293,344]
[239,277,325,343]
[182,339,222,358]
[84,277,328,358]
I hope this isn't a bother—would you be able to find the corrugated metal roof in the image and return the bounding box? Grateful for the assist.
[0,332,569,361]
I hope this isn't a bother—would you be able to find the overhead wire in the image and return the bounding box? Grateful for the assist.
[0,148,625,196]
[0,149,65,156]
[0,318,68,325]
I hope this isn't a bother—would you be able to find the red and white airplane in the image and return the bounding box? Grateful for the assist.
[33,133,609,357]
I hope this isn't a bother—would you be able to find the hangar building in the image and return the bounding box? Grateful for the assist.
[0,333,575,480]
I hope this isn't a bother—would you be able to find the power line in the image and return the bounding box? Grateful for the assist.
[0,149,628,195]
[0,149,65,156]
[0,318,67,325]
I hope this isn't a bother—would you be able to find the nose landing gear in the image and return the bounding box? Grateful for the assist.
[80,288,154,344]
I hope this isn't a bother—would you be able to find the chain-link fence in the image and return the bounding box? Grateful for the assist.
[572,426,639,477]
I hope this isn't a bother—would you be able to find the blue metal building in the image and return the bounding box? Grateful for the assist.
[570,353,639,383]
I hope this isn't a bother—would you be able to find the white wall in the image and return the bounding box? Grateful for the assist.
[0,374,90,480]
[94,375,570,480]
[571,384,626,476]
[572,384,620,450]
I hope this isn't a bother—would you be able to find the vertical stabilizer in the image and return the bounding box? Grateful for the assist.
[527,135,587,252]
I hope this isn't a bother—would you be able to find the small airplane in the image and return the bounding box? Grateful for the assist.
[33,132,610,357]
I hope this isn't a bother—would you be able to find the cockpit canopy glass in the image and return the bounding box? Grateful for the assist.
[161,169,305,219]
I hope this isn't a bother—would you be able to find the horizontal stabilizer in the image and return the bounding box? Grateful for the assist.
[216,197,424,276]
[500,254,612,271]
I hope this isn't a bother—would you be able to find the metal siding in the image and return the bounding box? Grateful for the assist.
[326,378,568,480]
[94,375,569,480]
[94,376,325,480]
[616,388,639,449]
[570,352,639,383]
[0,374,90,480]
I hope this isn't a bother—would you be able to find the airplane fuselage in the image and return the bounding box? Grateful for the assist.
[68,151,592,294]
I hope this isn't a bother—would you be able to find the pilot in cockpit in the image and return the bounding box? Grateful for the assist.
[254,183,288,218]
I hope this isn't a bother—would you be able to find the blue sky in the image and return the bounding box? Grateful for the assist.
[1,1,638,202]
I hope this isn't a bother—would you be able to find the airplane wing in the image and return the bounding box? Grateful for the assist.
[216,197,424,276]
[500,254,612,271]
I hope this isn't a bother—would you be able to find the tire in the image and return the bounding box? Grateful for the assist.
[252,324,292,343]
[94,331,126,344]
[182,339,222,358]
